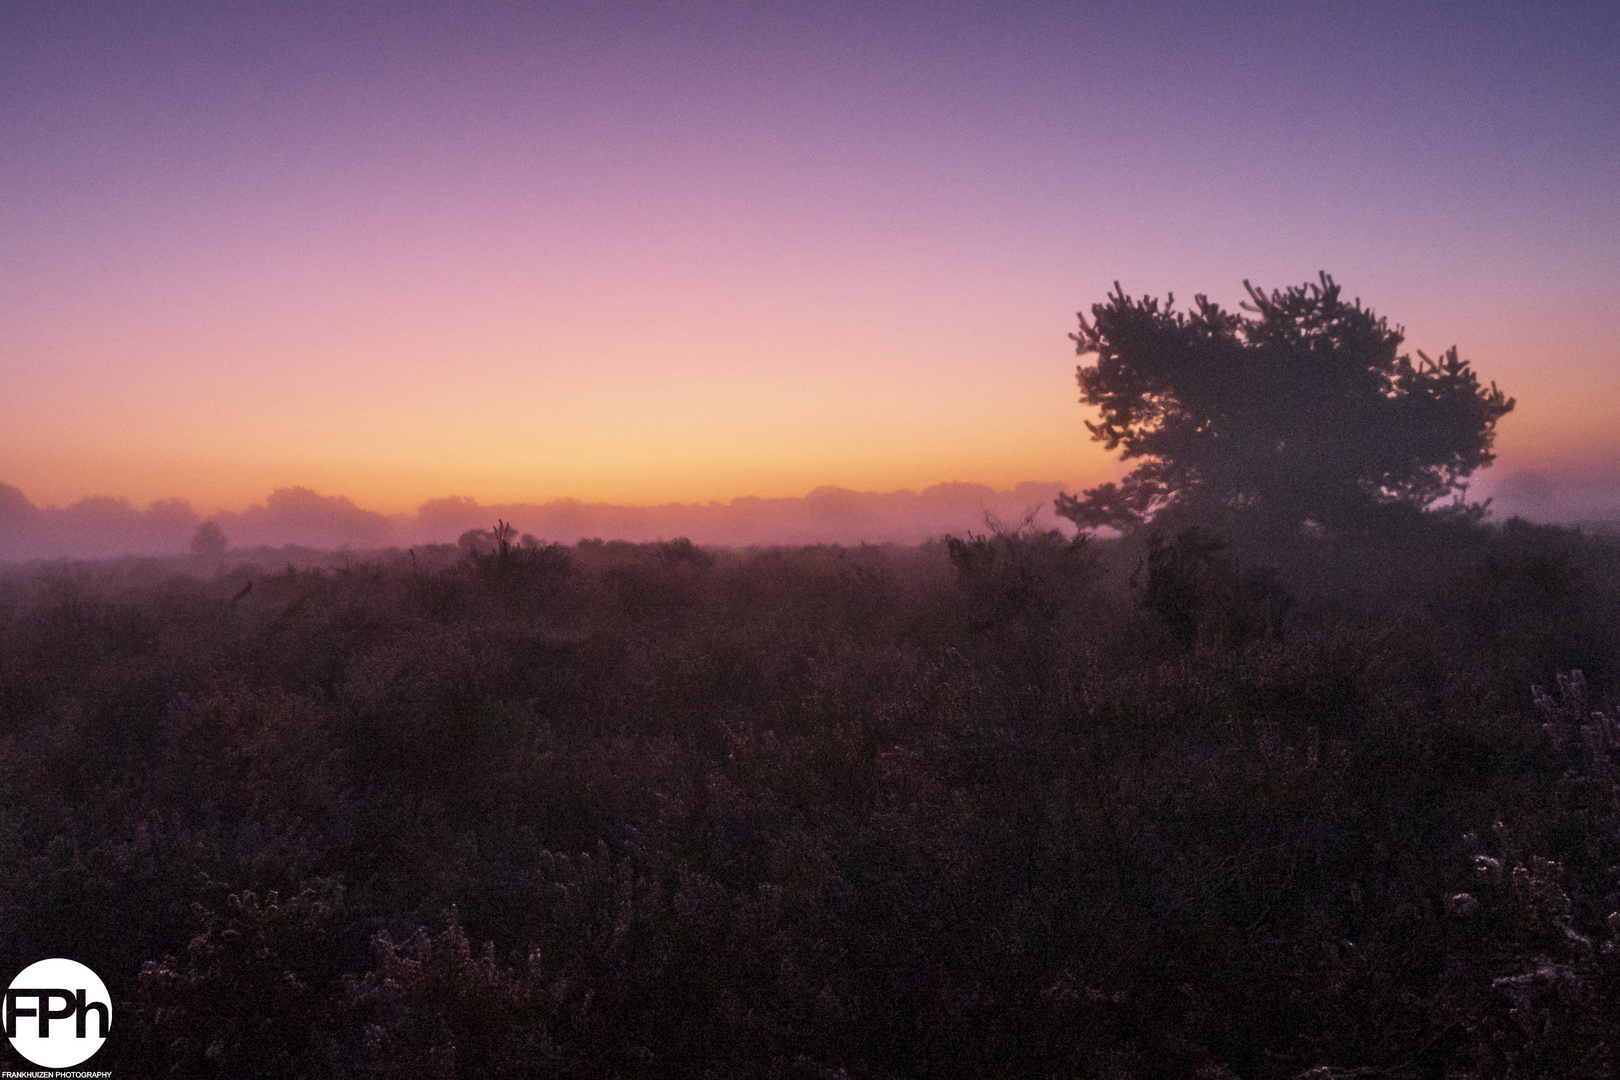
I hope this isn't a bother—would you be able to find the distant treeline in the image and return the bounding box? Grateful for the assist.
[0,514,1617,1076]
[0,480,1070,560]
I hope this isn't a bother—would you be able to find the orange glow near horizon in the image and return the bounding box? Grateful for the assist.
[3,257,1612,518]
[2,271,1616,517]
[3,5,1616,524]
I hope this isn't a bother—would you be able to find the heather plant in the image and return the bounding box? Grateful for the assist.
[135,879,350,1077]
[945,513,1096,632]
[1129,527,1293,651]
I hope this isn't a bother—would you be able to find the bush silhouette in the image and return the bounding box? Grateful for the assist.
[1133,527,1292,648]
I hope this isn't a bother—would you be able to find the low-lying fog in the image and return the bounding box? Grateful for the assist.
[3,471,1617,563]
[0,481,1073,561]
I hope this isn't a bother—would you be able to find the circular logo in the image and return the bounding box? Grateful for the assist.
[5,958,111,1068]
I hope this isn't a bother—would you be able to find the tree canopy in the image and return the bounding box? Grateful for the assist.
[1055,274,1514,534]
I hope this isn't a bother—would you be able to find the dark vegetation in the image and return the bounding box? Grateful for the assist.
[1,511,1617,1078]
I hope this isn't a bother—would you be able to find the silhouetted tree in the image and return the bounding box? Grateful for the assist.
[1056,274,1514,534]
[190,519,228,560]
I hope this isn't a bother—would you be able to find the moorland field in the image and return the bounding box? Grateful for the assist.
[0,515,1616,1077]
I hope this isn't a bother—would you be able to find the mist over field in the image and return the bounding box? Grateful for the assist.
[5,471,1620,564]
[0,479,1088,562]
[4,494,1619,1076]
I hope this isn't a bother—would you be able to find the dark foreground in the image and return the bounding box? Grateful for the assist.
[0,519,1616,1078]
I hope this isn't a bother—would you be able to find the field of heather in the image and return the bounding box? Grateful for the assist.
[1,518,1616,1078]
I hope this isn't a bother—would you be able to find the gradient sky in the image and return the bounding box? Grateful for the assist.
[3,1,1616,516]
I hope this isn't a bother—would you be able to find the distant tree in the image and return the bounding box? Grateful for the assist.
[191,519,228,560]
[1055,274,1515,534]
[458,527,497,558]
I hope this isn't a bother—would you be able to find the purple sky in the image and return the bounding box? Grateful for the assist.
[2,1,1616,529]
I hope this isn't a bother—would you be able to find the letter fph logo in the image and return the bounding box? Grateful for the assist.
[5,958,110,1069]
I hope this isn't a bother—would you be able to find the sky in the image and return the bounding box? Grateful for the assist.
[2,0,1617,530]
